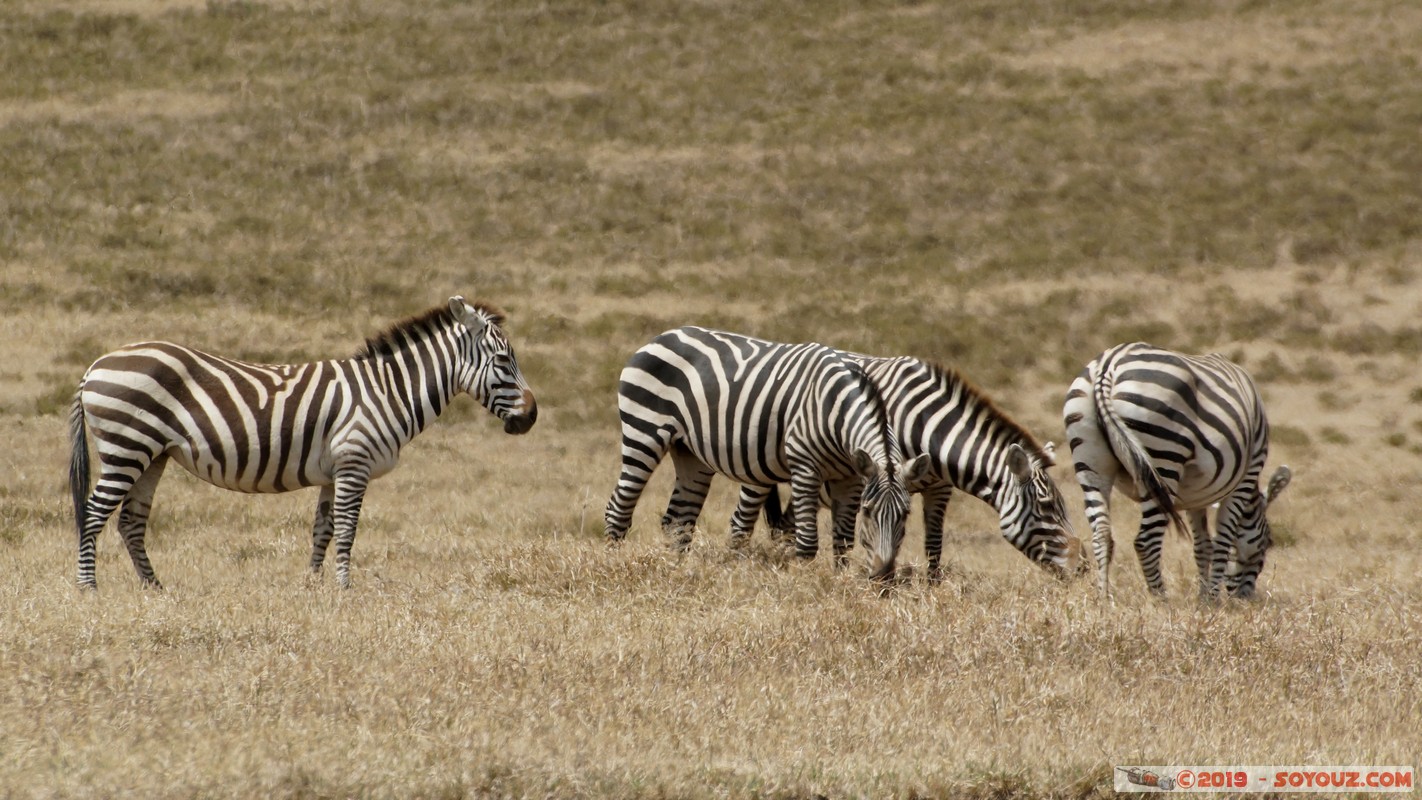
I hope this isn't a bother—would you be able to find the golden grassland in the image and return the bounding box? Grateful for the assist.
[3,0,1422,797]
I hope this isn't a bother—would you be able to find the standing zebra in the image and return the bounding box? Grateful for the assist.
[68,295,537,590]
[604,327,930,579]
[1062,342,1287,599]
[744,356,1084,581]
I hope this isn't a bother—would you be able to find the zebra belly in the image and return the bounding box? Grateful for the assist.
[680,438,792,486]
[163,438,332,493]
[1175,463,1245,509]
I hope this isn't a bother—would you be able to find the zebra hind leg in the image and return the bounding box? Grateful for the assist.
[1075,476,1116,599]
[919,486,952,584]
[309,484,336,577]
[662,444,715,553]
[77,461,155,591]
[77,490,125,591]
[116,455,170,589]
[1134,501,1172,597]
[604,427,675,544]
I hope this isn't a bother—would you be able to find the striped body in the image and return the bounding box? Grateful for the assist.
[69,296,537,590]
[747,356,1083,579]
[1063,342,1286,599]
[604,327,927,578]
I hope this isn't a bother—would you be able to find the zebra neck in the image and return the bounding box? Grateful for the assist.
[841,411,893,473]
[366,330,462,440]
[922,430,1025,510]
[981,440,1038,511]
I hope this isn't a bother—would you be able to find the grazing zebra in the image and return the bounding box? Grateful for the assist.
[604,327,930,579]
[68,295,537,590]
[1062,342,1287,599]
[745,356,1084,581]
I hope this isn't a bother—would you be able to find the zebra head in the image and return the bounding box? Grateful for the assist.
[855,449,932,582]
[1224,465,1290,599]
[1001,443,1085,578]
[448,296,538,435]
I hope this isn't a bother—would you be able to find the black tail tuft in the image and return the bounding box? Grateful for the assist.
[762,485,789,532]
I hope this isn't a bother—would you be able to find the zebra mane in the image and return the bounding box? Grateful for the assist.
[847,357,897,479]
[919,358,1053,465]
[355,301,507,360]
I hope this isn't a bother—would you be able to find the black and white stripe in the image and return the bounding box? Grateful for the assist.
[1063,342,1287,599]
[747,356,1083,580]
[68,295,537,590]
[603,327,929,578]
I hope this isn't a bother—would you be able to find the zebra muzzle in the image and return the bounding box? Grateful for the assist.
[502,393,538,434]
[867,559,898,583]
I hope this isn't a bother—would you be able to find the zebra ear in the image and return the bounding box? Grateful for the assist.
[1041,441,1058,467]
[448,296,489,335]
[852,449,880,478]
[1007,443,1034,483]
[904,453,932,485]
[1265,465,1291,505]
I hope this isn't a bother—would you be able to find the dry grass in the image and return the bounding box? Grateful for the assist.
[3,0,1422,797]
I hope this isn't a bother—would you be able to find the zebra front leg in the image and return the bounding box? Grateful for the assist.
[919,485,952,584]
[789,468,823,560]
[309,484,336,576]
[730,484,774,549]
[116,455,169,589]
[826,477,864,568]
[330,465,371,590]
[1213,493,1266,598]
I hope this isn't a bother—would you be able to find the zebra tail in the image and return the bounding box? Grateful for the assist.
[68,392,90,536]
[762,485,789,531]
[1091,366,1188,539]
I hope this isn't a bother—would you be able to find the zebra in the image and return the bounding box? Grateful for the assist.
[1062,342,1288,599]
[603,327,931,579]
[68,295,537,590]
[743,356,1084,581]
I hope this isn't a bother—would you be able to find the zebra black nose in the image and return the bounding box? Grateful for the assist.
[503,393,537,434]
[867,559,898,584]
